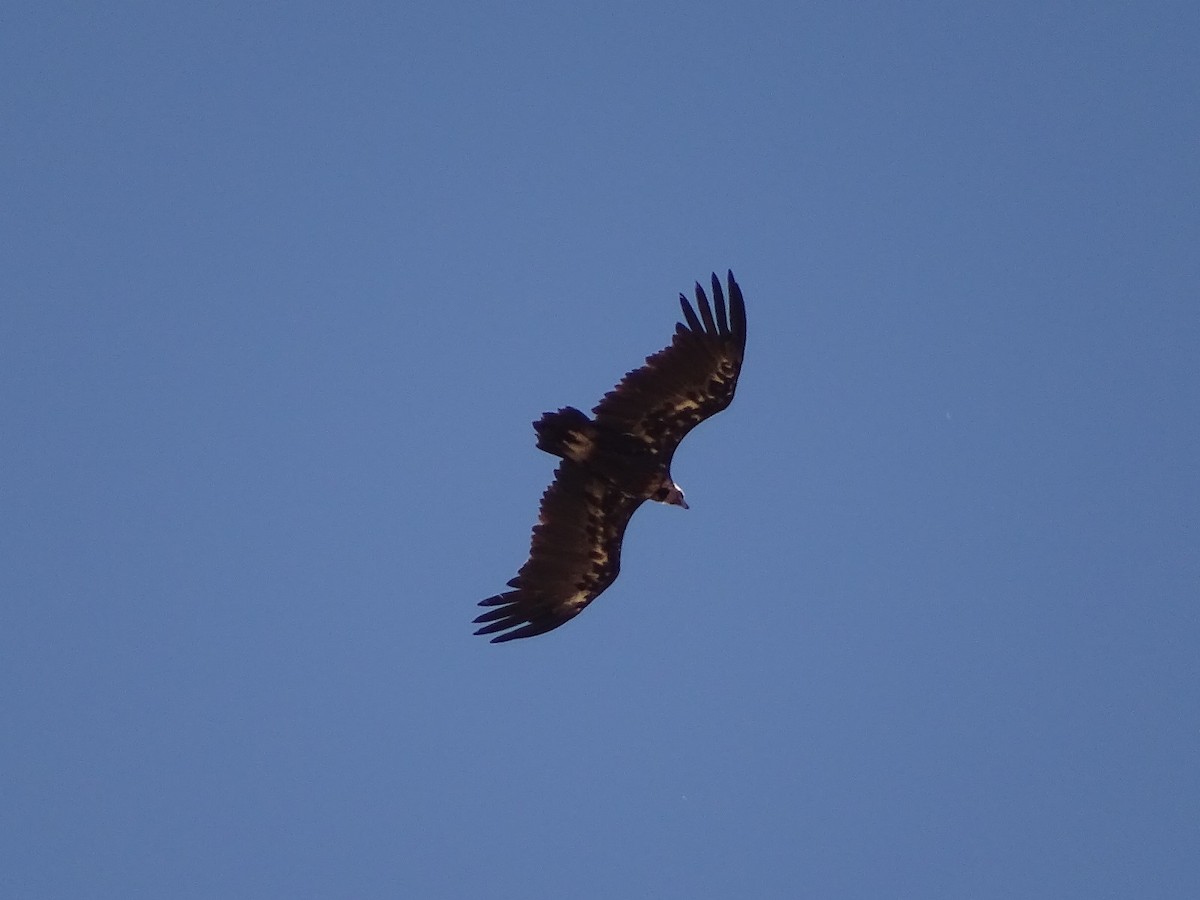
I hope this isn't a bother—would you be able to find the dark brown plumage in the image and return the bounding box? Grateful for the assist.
[474,271,747,643]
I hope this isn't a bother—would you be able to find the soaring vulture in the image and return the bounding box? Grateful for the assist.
[474,271,747,643]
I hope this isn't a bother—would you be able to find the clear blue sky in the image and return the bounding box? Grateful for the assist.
[3,2,1197,897]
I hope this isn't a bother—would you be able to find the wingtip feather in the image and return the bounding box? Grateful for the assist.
[710,272,730,335]
[694,282,718,334]
[679,292,703,333]
[725,271,746,348]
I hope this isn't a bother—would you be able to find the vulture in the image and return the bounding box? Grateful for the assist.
[474,271,747,643]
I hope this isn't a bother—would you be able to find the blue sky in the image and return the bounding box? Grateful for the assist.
[3,2,1198,897]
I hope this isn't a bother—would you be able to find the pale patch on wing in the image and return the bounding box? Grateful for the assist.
[564,430,595,461]
[584,479,608,503]
[564,588,593,612]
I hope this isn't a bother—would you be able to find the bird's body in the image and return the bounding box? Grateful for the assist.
[534,405,679,506]
[475,271,747,643]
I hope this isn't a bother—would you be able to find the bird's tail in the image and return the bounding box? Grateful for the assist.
[533,406,596,462]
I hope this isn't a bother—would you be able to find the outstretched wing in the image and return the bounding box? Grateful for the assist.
[592,271,747,461]
[474,461,645,643]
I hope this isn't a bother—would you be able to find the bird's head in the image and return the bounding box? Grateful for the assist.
[653,481,689,509]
